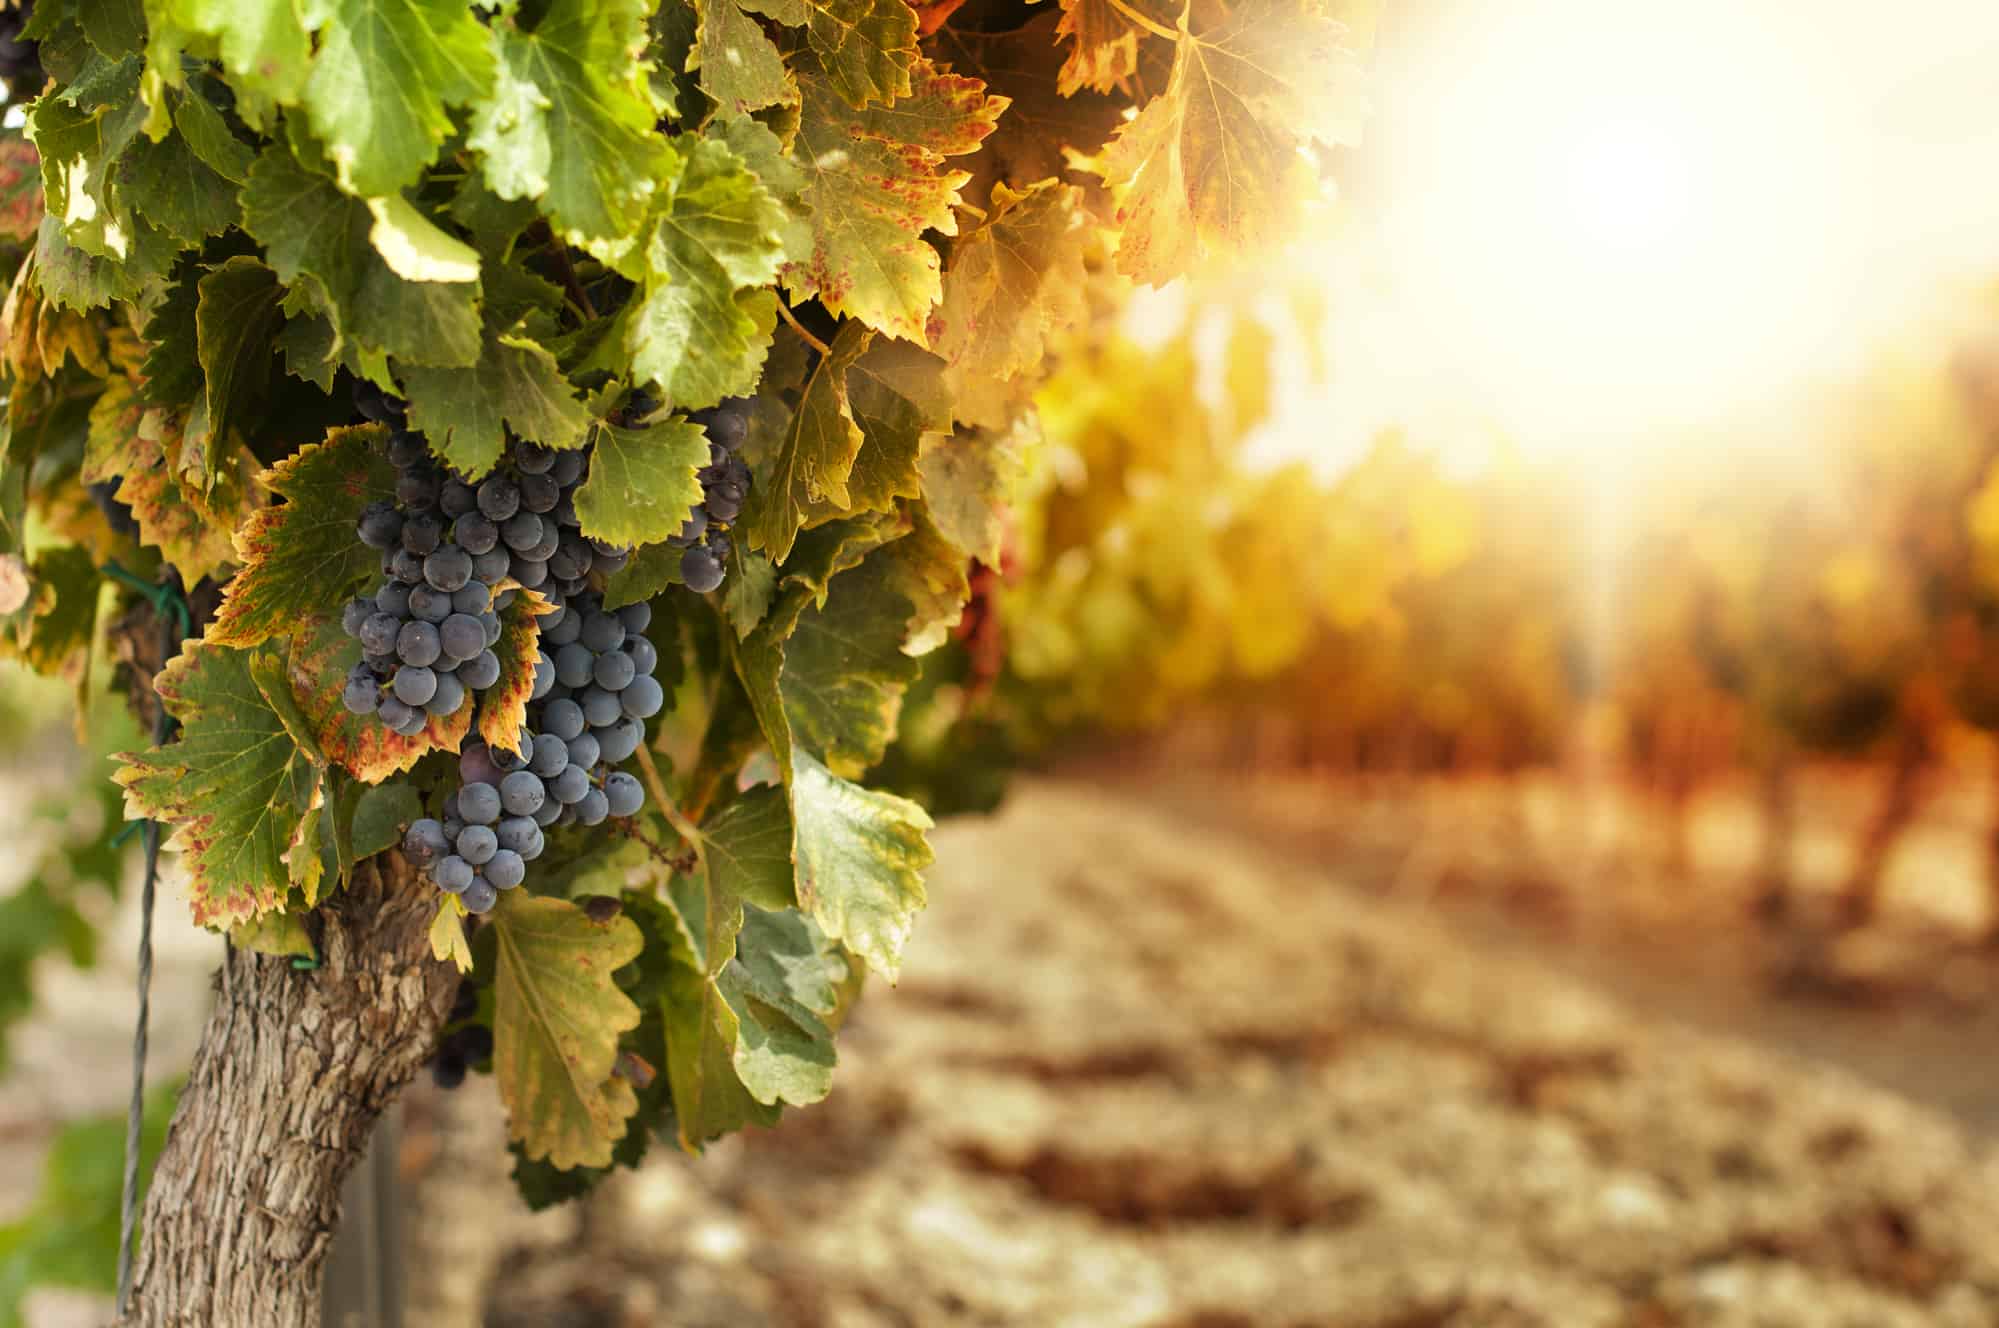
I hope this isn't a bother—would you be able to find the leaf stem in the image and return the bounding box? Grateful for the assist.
[1104,0,1180,43]
[545,235,597,320]
[775,301,832,356]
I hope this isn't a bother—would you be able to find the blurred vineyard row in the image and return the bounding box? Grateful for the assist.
[907,276,1999,937]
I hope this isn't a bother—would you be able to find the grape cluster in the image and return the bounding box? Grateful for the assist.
[669,397,752,594]
[399,593,658,913]
[338,382,629,736]
[429,980,492,1090]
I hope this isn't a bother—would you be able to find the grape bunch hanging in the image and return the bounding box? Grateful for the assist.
[337,383,748,914]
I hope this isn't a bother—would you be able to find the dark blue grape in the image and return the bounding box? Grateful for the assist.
[617,602,652,633]
[435,855,474,892]
[596,715,642,764]
[668,506,707,549]
[486,849,526,889]
[360,612,402,656]
[703,490,741,524]
[480,611,502,646]
[496,816,540,854]
[593,651,635,692]
[456,823,498,865]
[459,649,500,690]
[511,558,548,589]
[681,547,723,593]
[581,688,622,727]
[549,763,589,805]
[404,818,450,867]
[378,695,418,733]
[621,674,664,719]
[575,788,610,826]
[580,612,624,652]
[477,476,520,522]
[440,479,477,519]
[343,596,374,637]
[357,501,403,550]
[354,382,405,426]
[374,582,412,618]
[409,584,453,623]
[453,512,499,555]
[393,665,437,706]
[461,742,504,788]
[401,511,442,555]
[543,609,582,646]
[541,697,585,740]
[553,642,593,688]
[451,581,492,615]
[626,636,657,676]
[425,545,473,592]
[342,666,380,715]
[493,742,527,773]
[604,772,644,817]
[530,732,568,778]
[427,671,467,716]
[387,430,427,469]
[550,449,586,486]
[526,523,561,563]
[397,620,442,667]
[471,547,512,585]
[531,798,563,827]
[500,770,546,816]
[396,468,439,510]
[518,472,559,513]
[392,549,427,585]
[514,442,556,474]
[461,877,498,914]
[531,651,555,700]
[565,731,601,770]
[440,613,486,661]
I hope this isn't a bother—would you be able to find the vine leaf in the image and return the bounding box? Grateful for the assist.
[786,0,920,110]
[839,333,947,521]
[168,0,312,113]
[299,0,497,198]
[572,418,709,549]
[739,552,920,778]
[469,0,667,265]
[919,415,1029,567]
[690,0,795,117]
[478,587,556,758]
[81,374,248,585]
[1094,0,1370,283]
[628,134,788,408]
[788,752,930,980]
[1055,0,1141,95]
[430,893,473,973]
[209,425,396,649]
[782,61,1004,344]
[739,322,869,563]
[701,782,795,910]
[184,256,285,489]
[242,140,482,369]
[0,135,46,241]
[722,905,849,1105]
[289,613,473,781]
[929,180,1088,426]
[396,324,592,480]
[0,544,100,679]
[492,892,645,1170]
[114,641,327,929]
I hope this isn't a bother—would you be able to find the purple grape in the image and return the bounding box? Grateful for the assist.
[461,877,498,914]
[360,612,402,656]
[435,855,474,892]
[357,501,403,550]
[456,823,498,865]
[342,666,381,714]
[397,620,442,667]
[458,782,502,826]
[404,818,450,867]
[425,545,473,592]
[500,769,546,816]
[459,649,501,690]
[393,665,437,705]
[440,613,486,661]
[621,674,664,719]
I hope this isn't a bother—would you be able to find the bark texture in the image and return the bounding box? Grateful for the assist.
[116,853,457,1328]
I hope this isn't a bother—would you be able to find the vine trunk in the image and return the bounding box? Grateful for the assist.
[113,853,455,1328]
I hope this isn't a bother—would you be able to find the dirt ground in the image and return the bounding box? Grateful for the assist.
[10,771,1999,1327]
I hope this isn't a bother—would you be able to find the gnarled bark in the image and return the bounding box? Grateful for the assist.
[115,853,456,1328]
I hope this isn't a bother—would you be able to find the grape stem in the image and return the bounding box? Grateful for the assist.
[775,300,832,356]
[633,741,704,851]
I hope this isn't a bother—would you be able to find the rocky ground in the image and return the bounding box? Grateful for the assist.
[9,772,1999,1326]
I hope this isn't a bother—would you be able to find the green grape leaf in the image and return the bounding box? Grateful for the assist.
[721,905,848,1104]
[209,424,395,648]
[478,587,555,758]
[349,780,422,858]
[791,0,919,110]
[599,541,684,608]
[242,141,481,368]
[430,892,472,972]
[0,544,100,678]
[170,0,313,111]
[114,121,242,244]
[396,327,592,480]
[787,752,930,980]
[783,62,1003,343]
[114,641,327,929]
[656,888,776,1147]
[288,612,473,781]
[931,180,1087,426]
[919,415,1029,567]
[26,55,147,262]
[701,783,794,910]
[689,0,795,116]
[721,542,777,638]
[740,553,919,778]
[628,134,788,408]
[881,503,968,653]
[572,418,709,549]
[469,0,667,264]
[1095,0,1368,283]
[739,321,869,563]
[716,115,811,263]
[492,892,645,1170]
[183,256,285,488]
[299,0,496,197]
[171,87,254,184]
[0,135,46,241]
[32,212,179,311]
[839,333,946,520]
[230,909,315,958]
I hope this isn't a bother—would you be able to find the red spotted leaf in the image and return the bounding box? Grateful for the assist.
[479,587,556,758]
[0,135,44,242]
[289,614,473,782]
[209,424,398,648]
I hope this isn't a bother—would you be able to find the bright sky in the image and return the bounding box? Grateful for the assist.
[1300,0,1999,466]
